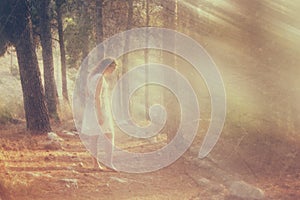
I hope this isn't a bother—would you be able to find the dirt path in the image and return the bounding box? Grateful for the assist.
[1,123,300,200]
[0,124,203,200]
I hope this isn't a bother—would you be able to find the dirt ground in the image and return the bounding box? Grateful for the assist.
[0,121,299,200]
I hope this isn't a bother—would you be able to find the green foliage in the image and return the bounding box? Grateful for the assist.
[64,22,83,68]
[64,0,95,68]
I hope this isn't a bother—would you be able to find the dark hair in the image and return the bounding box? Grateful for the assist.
[89,57,116,79]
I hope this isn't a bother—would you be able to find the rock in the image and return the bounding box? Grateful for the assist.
[195,159,213,170]
[78,162,84,167]
[110,177,128,183]
[209,183,226,193]
[229,181,264,200]
[47,132,64,142]
[196,177,211,187]
[62,130,77,136]
[195,178,226,194]
[60,179,78,189]
[26,172,41,177]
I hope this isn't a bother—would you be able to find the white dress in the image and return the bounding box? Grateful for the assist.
[81,74,114,135]
[100,75,115,134]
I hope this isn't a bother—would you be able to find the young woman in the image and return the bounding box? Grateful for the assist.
[81,58,117,171]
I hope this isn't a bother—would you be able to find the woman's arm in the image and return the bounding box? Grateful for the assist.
[95,76,104,125]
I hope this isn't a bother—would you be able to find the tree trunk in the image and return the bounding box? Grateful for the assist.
[119,0,134,120]
[145,0,150,120]
[162,0,178,142]
[123,0,133,67]
[95,0,104,58]
[39,0,59,120]
[56,0,68,101]
[80,2,90,61]
[14,2,51,133]
[96,0,104,44]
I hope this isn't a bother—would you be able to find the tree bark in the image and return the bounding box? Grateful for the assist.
[145,0,150,120]
[80,2,90,61]
[14,1,51,133]
[123,0,133,67]
[55,0,68,101]
[119,0,134,120]
[162,0,178,142]
[39,0,59,120]
[95,0,104,44]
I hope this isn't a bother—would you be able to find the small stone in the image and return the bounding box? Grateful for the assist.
[26,172,41,177]
[229,181,264,200]
[196,178,210,187]
[60,179,78,189]
[78,162,84,167]
[110,177,127,183]
[47,132,64,142]
[210,184,226,193]
[62,130,76,136]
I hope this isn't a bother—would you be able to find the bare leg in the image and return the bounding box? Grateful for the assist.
[92,156,100,168]
[88,133,117,171]
[88,135,102,169]
[103,133,117,171]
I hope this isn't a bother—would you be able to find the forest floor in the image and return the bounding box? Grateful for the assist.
[0,121,300,200]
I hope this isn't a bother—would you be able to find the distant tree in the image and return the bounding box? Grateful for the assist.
[37,0,60,120]
[145,0,150,120]
[162,0,179,142]
[122,0,133,67]
[79,1,91,61]
[95,0,104,44]
[118,0,133,120]
[63,0,96,130]
[55,0,69,101]
[0,0,51,133]
[64,0,94,68]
